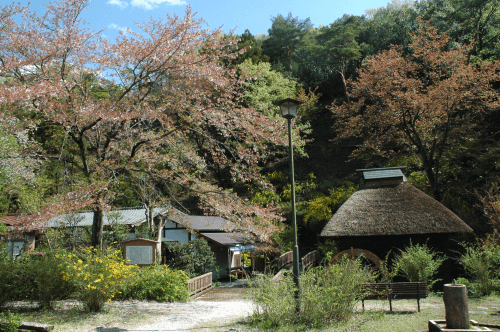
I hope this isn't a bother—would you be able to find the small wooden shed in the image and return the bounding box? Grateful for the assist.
[122,238,159,266]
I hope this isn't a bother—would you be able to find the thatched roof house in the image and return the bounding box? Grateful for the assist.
[320,167,473,285]
[321,167,473,238]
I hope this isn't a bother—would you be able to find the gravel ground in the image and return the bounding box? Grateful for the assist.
[130,300,253,332]
[117,281,253,332]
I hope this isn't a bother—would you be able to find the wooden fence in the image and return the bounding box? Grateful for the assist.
[301,250,317,271]
[187,272,212,297]
[276,251,293,271]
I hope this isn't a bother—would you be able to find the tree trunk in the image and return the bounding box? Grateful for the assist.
[423,164,443,201]
[339,70,350,104]
[91,206,104,249]
[156,216,166,263]
[149,206,154,233]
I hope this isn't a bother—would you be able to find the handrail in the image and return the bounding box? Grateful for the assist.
[187,272,212,296]
[277,251,293,271]
[301,250,317,271]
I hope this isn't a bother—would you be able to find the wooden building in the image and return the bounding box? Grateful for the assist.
[163,215,255,280]
[320,167,473,284]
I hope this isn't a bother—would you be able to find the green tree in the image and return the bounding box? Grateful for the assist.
[362,0,419,55]
[418,0,500,61]
[262,13,313,76]
[316,15,364,103]
[0,118,45,215]
[165,238,215,276]
[237,59,313,157]
[232,29,270,66]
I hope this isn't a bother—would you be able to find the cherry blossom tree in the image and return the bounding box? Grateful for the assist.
[0,0,287,247]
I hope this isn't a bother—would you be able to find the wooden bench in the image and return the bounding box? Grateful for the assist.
[361,282,428,312]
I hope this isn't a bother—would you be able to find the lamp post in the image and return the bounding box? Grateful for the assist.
[273,98,303,293]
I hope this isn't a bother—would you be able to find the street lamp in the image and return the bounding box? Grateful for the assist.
[273,98,303,293]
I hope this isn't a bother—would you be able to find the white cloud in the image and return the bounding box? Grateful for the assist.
[107,0,129,8]
[131,0,186,10]
[108,23,131,34]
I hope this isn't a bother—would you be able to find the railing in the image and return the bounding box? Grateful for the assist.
[301,250,318,271]
[276,251,293,271]
[187,272,212,297]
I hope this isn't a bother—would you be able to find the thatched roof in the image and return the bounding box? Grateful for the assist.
[320,182,473,237]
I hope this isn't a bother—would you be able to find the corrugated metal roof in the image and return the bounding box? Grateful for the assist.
[45,207,167,228]
[363,169,406,181]
[167,215,236,231]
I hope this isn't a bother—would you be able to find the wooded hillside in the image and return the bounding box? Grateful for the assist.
[1,0,499,250]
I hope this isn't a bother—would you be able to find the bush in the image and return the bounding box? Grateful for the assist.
[0,250,75,308]
[25,252,76,308]
[0,254,40,306]
[460,235,500,296]
[118,264,189,302]
[0,311,21,332]
[59,247,136,312]
[300,257,374,327]
[165,238,215,277]
[317,239,339,265]
[247,256,374,329]
[393,242,444,289]
[247,273,297,328]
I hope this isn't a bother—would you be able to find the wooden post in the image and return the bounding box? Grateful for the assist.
[443,284,469,329]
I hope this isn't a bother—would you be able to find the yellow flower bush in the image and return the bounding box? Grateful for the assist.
[60,247,137,311]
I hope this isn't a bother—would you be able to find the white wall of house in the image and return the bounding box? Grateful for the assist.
[162,221,197,244]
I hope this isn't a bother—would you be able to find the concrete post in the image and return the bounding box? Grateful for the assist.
[443,284,469,329]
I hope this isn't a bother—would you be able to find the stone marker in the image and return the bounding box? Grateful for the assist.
[443,283,469,329]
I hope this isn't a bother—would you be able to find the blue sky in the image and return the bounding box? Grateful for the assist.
[13,0,392,39]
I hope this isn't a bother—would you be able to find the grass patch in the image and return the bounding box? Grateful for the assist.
[230,295,500,331]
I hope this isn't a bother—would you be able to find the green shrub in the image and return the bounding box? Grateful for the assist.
[378,251,399,283]
[247,273,297,328]
[247,256,374,329]
[0,311,21,332]
[460,235,500,296]
[317,239,339,265]
[393,242,444,289]
[165,238,215,277]
[0,250,75,308]
[300,257,374,327]
[30,252,76,308]
[118,264,189,302]
[0,255,37,305]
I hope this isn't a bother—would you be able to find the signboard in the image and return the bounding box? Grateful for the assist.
[125,245,153,265]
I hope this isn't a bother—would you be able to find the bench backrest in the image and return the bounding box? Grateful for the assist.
[363,282,428,299]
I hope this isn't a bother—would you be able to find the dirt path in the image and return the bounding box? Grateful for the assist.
[132,283,252,332]
[132,300,253,331]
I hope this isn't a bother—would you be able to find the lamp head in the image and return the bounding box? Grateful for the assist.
[273,98,303,119]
